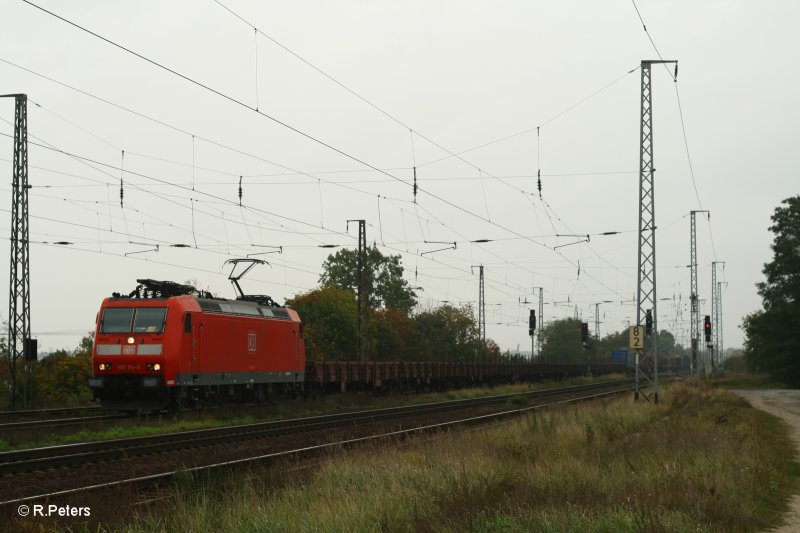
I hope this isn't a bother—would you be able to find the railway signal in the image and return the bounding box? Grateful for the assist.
[704,315,711,342]
[528,310,536,335]
[645,309,653,335]
[580,322,589,345]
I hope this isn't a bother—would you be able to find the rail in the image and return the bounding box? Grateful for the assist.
[0,379,645,507]
[0,379,633,476]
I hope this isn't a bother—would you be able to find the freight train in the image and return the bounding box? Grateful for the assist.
[88,275,626,411]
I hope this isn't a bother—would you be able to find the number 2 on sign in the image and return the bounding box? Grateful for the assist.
[629,326,643,349]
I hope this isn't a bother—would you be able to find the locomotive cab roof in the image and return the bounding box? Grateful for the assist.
[110,279,285,308]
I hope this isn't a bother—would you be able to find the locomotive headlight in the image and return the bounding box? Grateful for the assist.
[127,337,135,344]
[98,363,111,371]
[153,363,161,371]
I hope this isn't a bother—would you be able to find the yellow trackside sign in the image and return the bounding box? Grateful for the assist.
[629,325,644,350]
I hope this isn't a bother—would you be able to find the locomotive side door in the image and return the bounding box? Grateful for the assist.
[191,316,203,373]
[296,323,304,372]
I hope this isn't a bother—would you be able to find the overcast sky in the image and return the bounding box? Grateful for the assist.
[1,0,797,354]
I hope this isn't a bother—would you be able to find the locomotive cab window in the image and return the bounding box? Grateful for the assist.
[100,307,167,334]
[100,308,134,333]
[133,308,168,333]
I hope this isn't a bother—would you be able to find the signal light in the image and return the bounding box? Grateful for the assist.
[645,309,653,335]
[580,322,589,344]
[529,310,536,335]
[704,315,711,342]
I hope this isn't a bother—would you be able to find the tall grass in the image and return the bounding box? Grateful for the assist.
[717,371,789,389]
[94,380,799,533]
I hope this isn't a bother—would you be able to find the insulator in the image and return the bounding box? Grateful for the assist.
[120,149,125,207]
[537,169,542,198]
[413,166,417,203]
[238,176,243,206]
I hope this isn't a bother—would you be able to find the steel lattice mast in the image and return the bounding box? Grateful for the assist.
[347,219,369,366]
[689,210,708,375]
[594,303,601,340]
[474,265,485,362]
[537,287,544,358]
[635,60,676,404]
[711,261,725,373]
[711,264,717,374]
[3,94,30,409]
[717,281,725,365]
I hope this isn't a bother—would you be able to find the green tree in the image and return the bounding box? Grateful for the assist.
[0,331,9,408]
[414,304,479,362]
[656,330,676,354]
[673,343,688,357]
[743,196,800,384]
[32,350,93,406]
[484,338,501,361]
[371,307,419,361]
[75,332,94,356]
[595,329,629,362]
[320,246,417,314]
[286,286,357,362]
[541,318,588,363]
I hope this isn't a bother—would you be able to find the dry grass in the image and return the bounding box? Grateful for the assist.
[716,371,789,390]
[74,380,799,532]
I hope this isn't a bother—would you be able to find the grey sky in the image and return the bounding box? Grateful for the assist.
[1,0,797,353]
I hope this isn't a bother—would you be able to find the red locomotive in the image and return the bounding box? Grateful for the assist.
[89,265,305,411]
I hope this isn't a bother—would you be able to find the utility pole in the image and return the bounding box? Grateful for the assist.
[347,220,369,367]
[594,303,601,340]
[538,287,544,359]
[718,281,726,366]
[635,59,676,404]
[689,210,708,376]
[589,301,610,376]
[711,261,725,374]
[591,301,612,341]
[472,265,485,363]
[3,94,31,409]
[532,287,544,361]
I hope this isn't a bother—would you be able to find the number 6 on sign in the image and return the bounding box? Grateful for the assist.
[629,325,644,350]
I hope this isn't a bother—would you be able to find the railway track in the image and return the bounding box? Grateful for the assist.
[0,378,645,511]
[0,412,130,432]
[0,406,102,420]
[0,379,631,476]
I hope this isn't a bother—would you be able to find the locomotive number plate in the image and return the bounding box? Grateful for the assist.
[247,332,257,353]
[122,345,136,355]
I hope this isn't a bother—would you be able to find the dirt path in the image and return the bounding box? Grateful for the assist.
[734,390,800,533]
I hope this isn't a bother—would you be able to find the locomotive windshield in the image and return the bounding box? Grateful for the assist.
[100,308,134,333]
[133,308,168,332]
[100,307,167,334]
